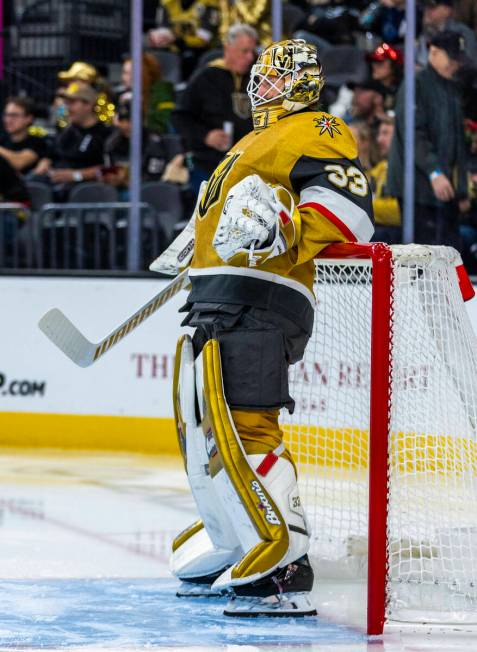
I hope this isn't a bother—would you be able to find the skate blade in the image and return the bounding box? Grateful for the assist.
[223,592,317,618]
[223,608,318,618]
[176,582,227,598]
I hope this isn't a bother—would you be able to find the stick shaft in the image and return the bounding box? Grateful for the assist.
[39,269,190,367]
[92,269,190,361]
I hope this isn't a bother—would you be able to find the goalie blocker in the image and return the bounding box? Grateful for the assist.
[171,309,316,617]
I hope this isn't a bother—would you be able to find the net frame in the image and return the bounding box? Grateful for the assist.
[282,242,476,635]
[322,242,392,635]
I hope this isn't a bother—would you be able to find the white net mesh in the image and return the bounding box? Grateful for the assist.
[281,244,477,623]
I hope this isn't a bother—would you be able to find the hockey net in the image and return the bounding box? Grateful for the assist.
[280,242,477,633]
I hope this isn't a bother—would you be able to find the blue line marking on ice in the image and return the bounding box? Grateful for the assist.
[0,578,366,647]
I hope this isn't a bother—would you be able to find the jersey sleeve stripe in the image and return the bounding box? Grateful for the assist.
[298,201,357,242]
[298,185,374,242]
[279,209,291,225]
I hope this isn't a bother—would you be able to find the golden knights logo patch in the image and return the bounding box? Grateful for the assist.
[198,151,242,219]
[314,115,342,138]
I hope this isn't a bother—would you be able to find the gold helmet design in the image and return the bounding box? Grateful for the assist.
[247,39,325,131]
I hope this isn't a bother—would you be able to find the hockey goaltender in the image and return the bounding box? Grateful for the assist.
[160,38,375,617]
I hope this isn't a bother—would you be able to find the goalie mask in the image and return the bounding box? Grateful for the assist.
[247,39,325,131]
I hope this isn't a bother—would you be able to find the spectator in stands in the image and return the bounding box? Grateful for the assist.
[172,23,257,193]
[35,82,112,198]
[368,42,404,111]
[57,61,116,126]
[0,154,31,263]
[117,53,175,135]
[103,102,178,198]
[349,121,381,171]
[454,0,477,36]
[359,0,406,44]
[456,65,477,269]
[368,115,401,242]
[0,155,30,204]
[294,3,361,49]
[219,0,272,47]
[458,61,477,122]
[416,0,477,67]
[0,97,49,175]
[348,79,387,128]
[388,31,470,247]
[147,0,221,79]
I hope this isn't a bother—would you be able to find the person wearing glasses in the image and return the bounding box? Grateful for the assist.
[0,97,48,176]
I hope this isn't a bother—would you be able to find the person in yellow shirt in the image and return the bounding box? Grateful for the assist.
[147,0,220,79]
[368,115,401,242]
[169,39,375,617]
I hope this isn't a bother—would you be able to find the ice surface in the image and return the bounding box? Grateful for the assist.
[0,449,475,651]
[0,578,365,648]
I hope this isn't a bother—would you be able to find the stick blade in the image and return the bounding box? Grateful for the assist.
[38,309,96,367]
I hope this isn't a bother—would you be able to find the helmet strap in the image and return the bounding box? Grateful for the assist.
[282,98,309,112]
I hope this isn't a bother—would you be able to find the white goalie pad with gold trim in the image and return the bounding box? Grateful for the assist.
[200,339,310,590]
[170,335,241,579]
[212,175,299,267]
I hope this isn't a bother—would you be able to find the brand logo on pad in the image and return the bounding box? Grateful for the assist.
[178,239,194,263]
[251,480,281,525]
[205,428,217,459]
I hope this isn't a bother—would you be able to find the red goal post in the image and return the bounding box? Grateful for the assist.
[281,242,477,634]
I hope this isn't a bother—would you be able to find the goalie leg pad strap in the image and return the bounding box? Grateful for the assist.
[202,338,298,587]
[171,335,241,579]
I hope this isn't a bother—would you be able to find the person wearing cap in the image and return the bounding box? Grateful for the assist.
[58,61,99,84]
[38,81,112,194]
[58,61,115,126]
[388,30,470,247]
[348,78,387,128]
[368,42,404,111]
[417,0,477,67]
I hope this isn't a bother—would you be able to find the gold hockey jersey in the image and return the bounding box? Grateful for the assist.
[188,110,375,334]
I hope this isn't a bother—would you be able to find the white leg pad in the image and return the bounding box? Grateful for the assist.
[212,455,310,590]
[249,454,310,567]
[171,526,238,579]
[199,339,311,591]
[171,336,242,579]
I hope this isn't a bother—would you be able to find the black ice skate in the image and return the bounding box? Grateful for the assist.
[223,554,317,617]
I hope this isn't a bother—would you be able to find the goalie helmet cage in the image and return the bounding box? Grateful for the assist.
[280,242,477,635]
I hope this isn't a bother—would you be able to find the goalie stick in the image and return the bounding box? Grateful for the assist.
[38,268,190,367]
[149,212,195,276]
[38,198,199,367]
